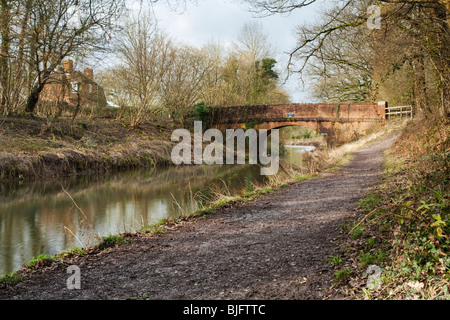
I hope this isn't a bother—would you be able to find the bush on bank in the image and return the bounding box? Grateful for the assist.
[336,117,450,300]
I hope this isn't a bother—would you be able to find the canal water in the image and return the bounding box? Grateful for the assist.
[283,145,316,167]
[0,145,314,276]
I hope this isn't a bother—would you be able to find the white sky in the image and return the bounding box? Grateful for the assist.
[127,0,322,102]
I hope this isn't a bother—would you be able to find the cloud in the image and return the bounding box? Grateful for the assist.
[140,0,320,102]
[152,1,249,46]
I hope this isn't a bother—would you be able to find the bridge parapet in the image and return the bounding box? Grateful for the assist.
[210,102,387,146]
[211,103,386,126]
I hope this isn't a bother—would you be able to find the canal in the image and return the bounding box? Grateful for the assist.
[0,145,315,276]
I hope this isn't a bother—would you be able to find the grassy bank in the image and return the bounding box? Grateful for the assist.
[0,115,175,182]
[332,117,449,299]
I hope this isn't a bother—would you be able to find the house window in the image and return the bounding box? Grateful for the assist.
[88,84,93,93]
[71,81,79,93]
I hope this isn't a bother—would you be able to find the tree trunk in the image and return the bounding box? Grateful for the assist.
[412,54,428,116]
[442,81,450,118]
[0,0,11,112]
[72,92,81,121]
[11,0,33,110]
[25,67,53,114]
[434,3,450,117]
[25,83,44,113]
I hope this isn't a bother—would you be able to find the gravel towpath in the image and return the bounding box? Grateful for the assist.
[0,134,398,300]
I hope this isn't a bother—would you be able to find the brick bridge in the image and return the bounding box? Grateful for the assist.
[211,102,387,143]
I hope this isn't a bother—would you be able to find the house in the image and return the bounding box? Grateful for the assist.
[39,59,107,114]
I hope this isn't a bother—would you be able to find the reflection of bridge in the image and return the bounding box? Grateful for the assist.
[211,102,387,144]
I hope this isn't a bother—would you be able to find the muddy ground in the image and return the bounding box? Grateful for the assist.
[0,134,398,300]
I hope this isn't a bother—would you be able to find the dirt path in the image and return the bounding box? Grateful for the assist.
[0,134,398,300]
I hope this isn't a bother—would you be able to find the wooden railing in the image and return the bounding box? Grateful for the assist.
[386,105,413,119]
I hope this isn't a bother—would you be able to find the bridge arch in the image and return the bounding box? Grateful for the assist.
[253,120,322,132]
[211,102,386,145]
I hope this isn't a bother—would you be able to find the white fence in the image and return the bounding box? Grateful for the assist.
[386,105,413,119]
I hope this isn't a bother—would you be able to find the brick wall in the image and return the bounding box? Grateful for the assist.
[39,60,106,111]
[211,103,385,125]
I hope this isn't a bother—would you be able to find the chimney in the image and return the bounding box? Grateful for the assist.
[64,59,74,73]
[84,68,94,80]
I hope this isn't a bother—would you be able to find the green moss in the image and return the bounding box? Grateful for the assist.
[358,251,387,267]
[27,254,55,268]
[140,218,171,233]
[140,152,155,166]
[351,226,363,239]
[195,208,215,216]
[98,235,130,249]
[150,227,167,234]
[295,174,315,182]
[0,272,23,285]
[327,254,343,267]
[58,247,86,259]
[358,193,383,212]
[334,267,353,283]
[245,121,258,129]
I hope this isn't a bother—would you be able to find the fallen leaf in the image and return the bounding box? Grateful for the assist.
[405,281,424,291]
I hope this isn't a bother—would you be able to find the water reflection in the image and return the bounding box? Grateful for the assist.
[0,164,266,276]
[0,144,315,276]
[282,145,316,167]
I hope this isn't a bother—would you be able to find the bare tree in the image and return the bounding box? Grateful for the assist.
[0,0,11,112]
[23,0,126,114]
[159,44,209,126]
[112,15,171,127]
[234,21,272,62]
[198,40,231,107]
[0,0,196,116]
[226,22,288,105]
[301,1,376,102]
[245,0,450,117]
[97,68,133,119]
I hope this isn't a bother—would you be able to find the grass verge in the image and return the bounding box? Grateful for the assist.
[0,247,87,287]
[333,117,449,300]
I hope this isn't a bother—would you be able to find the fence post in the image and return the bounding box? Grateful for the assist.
[378,101,388,119]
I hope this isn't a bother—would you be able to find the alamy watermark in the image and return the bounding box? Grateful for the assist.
[366,265,382,290]
[171,121,280,176]
[367,5,381,30]
[67,265,81,290]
